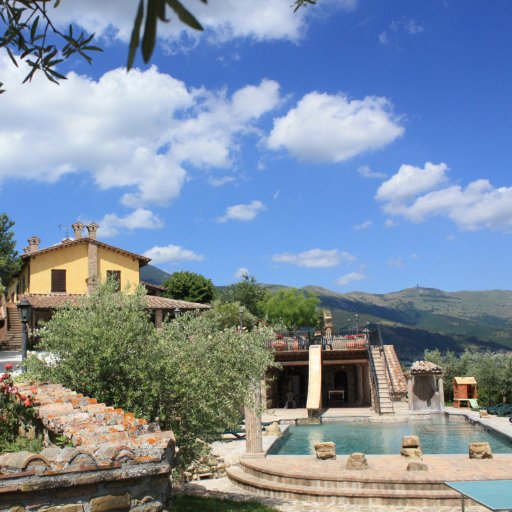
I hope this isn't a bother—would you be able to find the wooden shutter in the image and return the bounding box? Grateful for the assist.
[51,269,66,293]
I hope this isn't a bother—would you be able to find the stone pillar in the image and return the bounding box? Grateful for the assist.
[155,309,163,328]
[408,377,414,410]
[356,364,364,404]
[437,377,445,409]
[87,242,98,294]
[243,382,264,458]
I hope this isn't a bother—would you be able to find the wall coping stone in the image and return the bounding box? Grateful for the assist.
[0,382,176,482]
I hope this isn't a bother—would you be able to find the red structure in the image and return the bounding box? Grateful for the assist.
[453,377,477,408]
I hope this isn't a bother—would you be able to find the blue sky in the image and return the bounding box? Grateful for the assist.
[1,0,511,293]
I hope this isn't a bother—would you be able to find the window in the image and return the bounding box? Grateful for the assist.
[51,269,66,293]
[106,270,121,291]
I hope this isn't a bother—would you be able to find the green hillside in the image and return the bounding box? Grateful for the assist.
[142,266,512,362]
[302,285,512,362]
[140,264,171,285]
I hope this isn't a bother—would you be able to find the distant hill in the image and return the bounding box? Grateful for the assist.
[143,266,512,362]
[140,265,171,285]
[301,285,512,363]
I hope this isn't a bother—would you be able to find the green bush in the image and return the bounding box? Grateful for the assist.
[424,349,512,405]
[27,282,277,465]
[1,365,38,453]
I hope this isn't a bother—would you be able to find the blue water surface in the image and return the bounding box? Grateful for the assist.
[269,415,512,455]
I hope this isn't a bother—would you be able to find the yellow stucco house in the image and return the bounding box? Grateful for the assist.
[1,222,209,349]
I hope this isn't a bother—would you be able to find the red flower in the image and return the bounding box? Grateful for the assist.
[4,363,12,370]
[30,386,37,394]
[23,398,32,407]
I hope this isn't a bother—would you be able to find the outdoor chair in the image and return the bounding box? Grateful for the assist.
[284,391,296,409]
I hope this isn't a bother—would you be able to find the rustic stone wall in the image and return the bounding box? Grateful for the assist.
[0,383,176,511]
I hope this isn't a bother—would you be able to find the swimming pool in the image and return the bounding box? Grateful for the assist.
[268,415,512,455]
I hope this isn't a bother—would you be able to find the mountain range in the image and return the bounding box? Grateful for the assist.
[140,265,512,362]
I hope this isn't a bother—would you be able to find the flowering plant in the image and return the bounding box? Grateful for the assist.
[0,364,37,451]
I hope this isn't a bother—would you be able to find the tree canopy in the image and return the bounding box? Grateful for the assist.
[425,348,512,405]
[260,288,320,330]
[0,213,21,289]
[162,271,216,304]
[27,281,277,465]
[220,273,269,318]
[1,0,312,91]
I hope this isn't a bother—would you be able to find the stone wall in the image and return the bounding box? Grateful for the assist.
[0,383,176,512]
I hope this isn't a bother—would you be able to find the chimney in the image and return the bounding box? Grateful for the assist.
[86,223,99,240]
[27,236,41,253]
[72,221,84,240]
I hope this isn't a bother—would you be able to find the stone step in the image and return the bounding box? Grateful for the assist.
[239,463,451,492]
[227,467,461,506]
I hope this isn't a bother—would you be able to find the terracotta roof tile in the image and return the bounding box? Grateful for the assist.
[24,294,210,311]
[144,295,210,310]
[21,238,150,266]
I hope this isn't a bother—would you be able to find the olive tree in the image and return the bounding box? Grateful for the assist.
[27,280,277,466]
[1,0,313,91]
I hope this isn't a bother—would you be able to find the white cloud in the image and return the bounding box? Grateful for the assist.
[336,272,366,286]
[235,267,250,278]
[208,176,236,187]
[387,257,405,269]
[376,163,512,231]
[384,219,397,228]
[217,200,266,222]
[357,165,387,179]
[378,32,389,45]
[376,162,449,204]
[0,57,280,208]
[267,92,404,162]
[379,18,424,45]
[98,208,164,237]
[354,220,373,230]
[143,244,204,264]
[405,19,425,35]
[272,249,354,268]
[49,0,357,46]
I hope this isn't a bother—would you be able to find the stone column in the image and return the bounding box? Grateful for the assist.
[243,382,264,458]
[87,242,98,294]
[154,309,163,329]
[408,377,414,410]
[356,364,364,404]
[437,376,445,409]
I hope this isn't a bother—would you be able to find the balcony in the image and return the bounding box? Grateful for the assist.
[266,332,369,352]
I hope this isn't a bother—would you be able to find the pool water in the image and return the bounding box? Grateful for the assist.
[268,415,512,455]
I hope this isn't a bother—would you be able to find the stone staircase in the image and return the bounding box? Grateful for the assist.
[5,304,22,350]
[383,344,408,399]
[369,346,394,414]
[227,458,462,507]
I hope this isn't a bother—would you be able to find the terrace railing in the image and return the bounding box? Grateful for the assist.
[267,331,370,352]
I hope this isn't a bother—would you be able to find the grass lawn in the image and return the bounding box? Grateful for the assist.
[173,494,279,512]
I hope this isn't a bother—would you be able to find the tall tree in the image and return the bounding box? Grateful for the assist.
[163,271,216,304]
[220,273,269,318]
[0,213,20,289]
[260,288,320,330]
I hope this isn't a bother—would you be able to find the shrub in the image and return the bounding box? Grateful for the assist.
[0,364,37,453]
[27,282,277,466]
